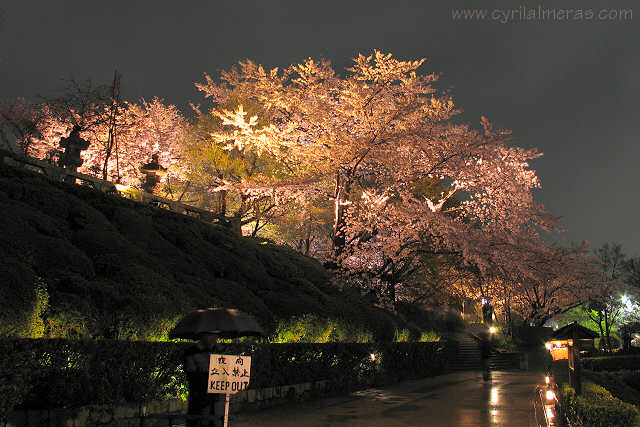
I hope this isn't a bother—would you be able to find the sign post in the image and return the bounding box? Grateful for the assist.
[208,354,252,427]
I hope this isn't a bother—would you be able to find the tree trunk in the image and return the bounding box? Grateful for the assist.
[331,173,350,259]
[604,307,613,352]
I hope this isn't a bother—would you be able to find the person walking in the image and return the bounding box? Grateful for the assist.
[480,332,492,382]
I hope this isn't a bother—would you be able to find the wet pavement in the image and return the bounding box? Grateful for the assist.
[230,371,542,427]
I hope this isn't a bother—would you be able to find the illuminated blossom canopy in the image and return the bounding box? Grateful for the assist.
[195,51,571,304]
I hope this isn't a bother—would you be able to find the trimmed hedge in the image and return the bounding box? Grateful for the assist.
[582,356,640,372]
[0,164,425,342]
[552,360,640,427]
[0,338,456,419]
[560,381,640,427]
[583,370,640,407]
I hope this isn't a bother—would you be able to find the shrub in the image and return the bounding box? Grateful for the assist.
[0,260,47,337]
[582,355,640,372]
[584,370,640,407]
[0,164,421,343]
[419,330,441,342]
[560,381,640,427]
[0,338,456,416]
[272,315,374,343]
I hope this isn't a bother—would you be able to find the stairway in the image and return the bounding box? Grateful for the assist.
[454,332,521,371]
[489,349,520,370]
[454,332,484,370]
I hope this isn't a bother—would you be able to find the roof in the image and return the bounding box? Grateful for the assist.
[552,322,599,340]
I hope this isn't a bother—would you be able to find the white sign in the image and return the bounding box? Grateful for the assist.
[208,354,252,394]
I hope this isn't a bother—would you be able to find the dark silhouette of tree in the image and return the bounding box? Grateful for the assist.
[586,242,627,351]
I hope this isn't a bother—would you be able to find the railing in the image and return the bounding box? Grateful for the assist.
[0,149,225,224]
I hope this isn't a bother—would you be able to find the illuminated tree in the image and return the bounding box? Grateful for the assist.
[176,101,286,234]
[16,94,186,187]
[195,51,562,301]
[584,242,629,351]
[506,241,595,326]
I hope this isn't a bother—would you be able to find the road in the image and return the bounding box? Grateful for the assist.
[230,371,545,426]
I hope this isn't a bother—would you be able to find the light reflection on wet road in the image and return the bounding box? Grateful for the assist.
[231,371,539,426]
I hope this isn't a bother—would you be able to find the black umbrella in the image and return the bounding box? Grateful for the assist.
[169,308,265,340]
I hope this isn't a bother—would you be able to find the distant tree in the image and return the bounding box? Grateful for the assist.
[22,90,186,187]
[42,77,110,132]
[0,98,42,155]
[624,256,640,288]
[584,242,628,351]
[509,241,595,326]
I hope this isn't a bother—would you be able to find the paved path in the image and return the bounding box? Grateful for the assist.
[230,371,543,427]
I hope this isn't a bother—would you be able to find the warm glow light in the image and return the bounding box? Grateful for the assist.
[545,343,552,350]
[545,376,551,384]
[546,390,555,401]
[115,184,130,192]
[491,387,499,404]
[370,353,376,361]
[489,326,496,334]
[546,407,555,419]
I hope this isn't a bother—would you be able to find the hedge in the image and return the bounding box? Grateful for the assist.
[583,370,640,407]
[0,338,456,420]
[582,356,640,372]
[552,360,640,427]
[560,382,640,427]
[0,163,424,342]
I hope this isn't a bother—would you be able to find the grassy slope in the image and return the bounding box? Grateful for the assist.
[0,164,402,341]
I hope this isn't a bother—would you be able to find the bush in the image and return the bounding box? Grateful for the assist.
[582,356,640,372]
[0,164,422,342]
[584,370,640,407]
[419,330,441,342]
[0,338,456,417]
[0,260,48,338]
[560,381,640,427]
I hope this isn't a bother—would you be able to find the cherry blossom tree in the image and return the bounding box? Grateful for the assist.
[4,93,186,188]
[0,97,43,155]
[194,51,570,303]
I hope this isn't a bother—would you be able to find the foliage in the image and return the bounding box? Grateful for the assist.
[194,51,569,310]
[3,79,186,187]
[583,370,640,407]
[553,358,640,427]
[419,330,441,342]
[582,355,640,372]
[512,325,553,350]
[176,101,285,235]
[560,381,640,427]
[0,260,47,337]
[1,52,593,323]
[272,314,374,343]
[566,242,640,352]
[0,163,436,341]
[0,97,43,154]
[0,338,456,417]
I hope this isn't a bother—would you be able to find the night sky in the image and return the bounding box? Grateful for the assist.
[1,0,638,255]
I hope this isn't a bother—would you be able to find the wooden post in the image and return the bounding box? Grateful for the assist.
[568,327,582,395]
[573,327,582,395]
[223,393,230,427]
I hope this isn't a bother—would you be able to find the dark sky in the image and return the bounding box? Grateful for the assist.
[1,0,638,255]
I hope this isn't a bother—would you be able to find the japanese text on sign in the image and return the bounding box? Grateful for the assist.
[208,354,251,394]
